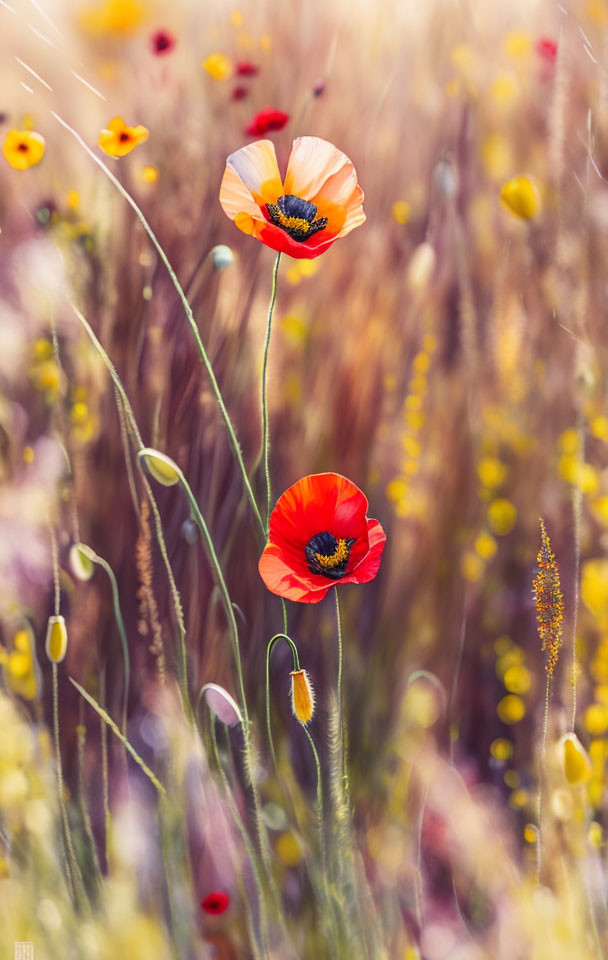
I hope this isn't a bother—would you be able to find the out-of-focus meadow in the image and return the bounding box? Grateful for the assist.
[2,0,608,956]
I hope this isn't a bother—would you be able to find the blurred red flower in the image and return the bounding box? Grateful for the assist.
[244,108,289,136]
[258,473,386,603]
[201,891,230,915]
[536,36,557,62]
[219,136,365,258]
[232,85,248,101]
[236,60,259,76]
[151,29,176,55]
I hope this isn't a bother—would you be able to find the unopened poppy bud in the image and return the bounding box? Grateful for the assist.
[210,244,234,270]
[139,448,180,486]
[560,732,592,785]
[69,543,94,581]
[499,175,540,220]
[45,615,68,664]
[290,669,315,725]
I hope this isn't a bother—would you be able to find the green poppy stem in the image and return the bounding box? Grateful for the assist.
[261,252,281,532]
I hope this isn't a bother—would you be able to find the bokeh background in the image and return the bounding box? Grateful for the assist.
[2,0,608,957]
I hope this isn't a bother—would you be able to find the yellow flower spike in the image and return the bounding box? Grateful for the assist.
[560,733,592,785]
[500,175,540,220]
[2,130,45,170]
[98,117,149,158]
[533,520,564,678]
[203,52,233,80]
[45,615,68,664]
[290,669,315,725]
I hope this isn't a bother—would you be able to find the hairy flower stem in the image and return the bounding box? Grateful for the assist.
[261,252,281,531]
[537,674,551,883]
[334,590,351,807]
[54,111,265,539]
[71,304,191,720]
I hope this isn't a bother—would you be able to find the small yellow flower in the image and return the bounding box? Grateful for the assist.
[499,175,540,220]
[392,200,411,225]
[2,130,45,170]
[98,117,149,157]
[203,53,232,80]
[487,498,517,535]
[142,164,158,183]
[45,616,68,664]
[290,669,315,725]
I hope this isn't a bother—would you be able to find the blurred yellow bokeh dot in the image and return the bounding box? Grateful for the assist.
[298,259,319,278]
[504,770,520,788]
[591,497,608,527]
[589,821,603,848]
[402,680,442,728]
[23,446,34,463]
[500,176,539,220]
[461,550,484,582]
[477,457,506,489]
[475,530,497,560]
[509,787,529,809]
[386,479,408,502]
[523,823,537,844]
[505,32,532,57]
[276,832,302,867]
[481,134,513,180]
[487,498,517,535]
[142,165,158,183]
[402,436,421,458]
[203,52,232,79]
[66,189,80,210]
[584,703,608,735]
[497,694,525,724]
[503,664,531,695]
[230,9,243,27]
[392,200,411,224]
[491,73,519,104]
[490,737,513,761]
[581,559,608,621]
[559,428,580,454]
[591,415,608,441]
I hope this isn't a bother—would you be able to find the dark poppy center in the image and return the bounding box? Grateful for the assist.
[119,131,131,143]
[153,32,171,52]
[17,142,29,152]
[266,194,328,243]
[305,531,355,579]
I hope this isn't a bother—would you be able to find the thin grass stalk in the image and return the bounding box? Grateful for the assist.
[70,678,167,795]
[537,674,551,883]
[76,716,103,889]
[54,111,265,538]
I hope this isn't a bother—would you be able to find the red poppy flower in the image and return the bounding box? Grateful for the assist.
[244,108,289,137]
[536,37,557,62]
[236,60,259,76]
[151,29,176,55]
[201,890,230,915]
[258,473,386,604]
[219,137,365,259]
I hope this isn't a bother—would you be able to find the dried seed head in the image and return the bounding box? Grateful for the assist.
[290,669,315,725]
[532,519,564,677]
[45,615,68,664]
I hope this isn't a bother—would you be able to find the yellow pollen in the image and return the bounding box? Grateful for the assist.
[316,538,349,569]
[276,211,311,233]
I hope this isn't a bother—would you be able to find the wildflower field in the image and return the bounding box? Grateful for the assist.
[3,0,608,956]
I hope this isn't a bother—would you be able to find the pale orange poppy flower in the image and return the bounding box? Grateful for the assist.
[3,130,45,170]
[98,117,149,157]
[219,137,365,259]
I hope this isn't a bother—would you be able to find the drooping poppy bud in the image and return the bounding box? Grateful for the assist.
[290,669,315,725]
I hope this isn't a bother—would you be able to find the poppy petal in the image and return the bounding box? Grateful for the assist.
[226,139,282,205]
[342,518,386,584]
[256,221,338,259]
[219,164,267,234]
[284,136,357,201]
[258,542,333,603]
[269,474,369,552]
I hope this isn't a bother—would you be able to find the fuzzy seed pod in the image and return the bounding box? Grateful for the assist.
[290,669,315,725]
